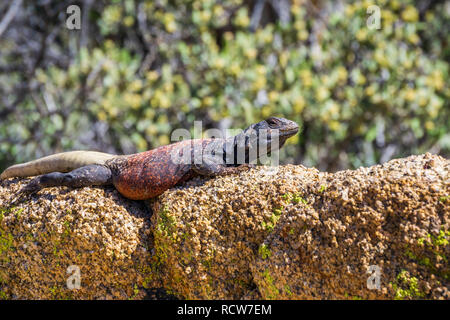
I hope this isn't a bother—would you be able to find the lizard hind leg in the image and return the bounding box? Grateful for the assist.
[20,164,112,194]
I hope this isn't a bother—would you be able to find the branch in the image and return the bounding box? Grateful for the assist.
[0,0,23,38]
[269,0,291,26]
[250,0,266,31]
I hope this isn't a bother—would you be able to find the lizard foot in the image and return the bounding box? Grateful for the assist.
[218,163,256,176]
[19,178,42,195]
[238,163,256,171]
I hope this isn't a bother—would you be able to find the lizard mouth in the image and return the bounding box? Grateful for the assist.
[279,124,299,137]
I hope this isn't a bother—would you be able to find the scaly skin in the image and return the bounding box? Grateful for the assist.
[109,139,207,200]
[2,117,299,200]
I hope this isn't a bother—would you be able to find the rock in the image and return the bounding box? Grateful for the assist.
[251,154,450,300]
[0,153,448,299]
[151,153,449,299]
[0,180,156,299]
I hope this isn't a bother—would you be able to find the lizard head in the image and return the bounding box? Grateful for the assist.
[246,117,299,151]
[258,117,299,143]
[231,117,299,163]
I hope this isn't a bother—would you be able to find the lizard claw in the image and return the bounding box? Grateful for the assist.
[19,179,41,195]
[238,163,256,171]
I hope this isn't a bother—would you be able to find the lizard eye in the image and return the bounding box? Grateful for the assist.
[266,118,278,127]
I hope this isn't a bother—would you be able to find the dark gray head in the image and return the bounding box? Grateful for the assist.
[229,117,299,164]
[247,117,299,150]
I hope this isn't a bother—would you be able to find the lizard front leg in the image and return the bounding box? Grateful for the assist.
[192,154,255,177]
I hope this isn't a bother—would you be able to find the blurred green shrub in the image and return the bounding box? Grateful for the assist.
[0,0,448,171]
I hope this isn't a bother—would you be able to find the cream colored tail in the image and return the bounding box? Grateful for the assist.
[0,151,116,180]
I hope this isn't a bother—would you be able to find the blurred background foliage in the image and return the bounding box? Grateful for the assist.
[0,0,448,172]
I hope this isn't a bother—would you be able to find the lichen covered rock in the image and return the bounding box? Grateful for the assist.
[251,154,449,300]
[150,166,322,299]
[0,180,155,299]
[152,153,449,299]
[0,153,449,299]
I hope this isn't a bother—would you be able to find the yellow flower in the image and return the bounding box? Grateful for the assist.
[224,32,234,41]
[294,20,305,30]
[144,108,155,119]
[261,105,272,118]
[252,77,266,91]
[213,5,224,17]
[279,51,289,68]
[286,133,299,145]
[124,16,134,27]
[163,13,177,33]
[212,57,226,69]
[136,137,147,151]
[345,4,355,17]
[293,95,305,113]
[165,21,177,33]
[159,95,171,109]
[146,71,159,82]
[245,48,257,59]
[192,0,201,10]
[124,93,142,109]
[403,59,413,69]
[297,30,309,41]
[105,5,122,23]
[151,91,169,108]
[291,4,302,16]
[259,30,273,44]
[356,29,367,42]
[363,0,374,6]
[234,8,250,27]
[336,66,348,82]
[163,82,174,93]
[202,96,214,107]
[390,0,400,10]
[256,65,266,76]
[98,110,107,121]
[145,126,157,136]
[429,96,443,112]
[418,95,428,107]
[425,121,434,130]
[268,91,279,102]
[382,10,396,27]
[365,85,376,97]
[408,33,420,44]
[230,64,241,76]
[108,107,119,118]
[401,5,419,22]
[426,71,444,91]
[316,87,329,102]
[327,101,340,117]
[104,39,115,50]
[321,75,331,86]
[356,73,366,85]
[129,80,143,92]
[158,135,170,146]
[300,69,312,87]
[404,88,416,102]
[200,10,211,23]
[320,113,330,122]
[374,50,389,67]
[329,120,341,132]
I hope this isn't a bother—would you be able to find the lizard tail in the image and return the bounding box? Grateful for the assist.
[0,151,117,180]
